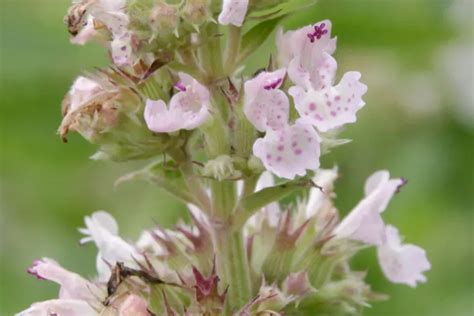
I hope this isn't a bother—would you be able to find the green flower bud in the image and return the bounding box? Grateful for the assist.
[181,0,212,28]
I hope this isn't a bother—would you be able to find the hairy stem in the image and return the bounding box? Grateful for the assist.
[211,181,252,312]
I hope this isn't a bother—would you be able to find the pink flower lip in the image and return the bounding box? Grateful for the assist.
[174,82,187,92]
[263,78,283,90]
[26,260,46,280]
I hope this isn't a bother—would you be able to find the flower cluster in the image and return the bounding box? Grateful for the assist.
[19,0,430,315]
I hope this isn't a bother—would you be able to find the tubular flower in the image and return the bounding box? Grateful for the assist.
[333,170,404,245]
[144,72,211,133]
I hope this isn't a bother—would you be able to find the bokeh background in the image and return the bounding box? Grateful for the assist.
[1,0,473,315]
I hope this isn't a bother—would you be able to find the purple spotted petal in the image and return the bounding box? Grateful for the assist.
[253,122,321,179]
[289,71,367,132]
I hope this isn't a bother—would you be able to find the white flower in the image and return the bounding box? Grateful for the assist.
[253,122,321,180]
[377,225,431,287]
[333,171,403,245]
[79,211,140,280]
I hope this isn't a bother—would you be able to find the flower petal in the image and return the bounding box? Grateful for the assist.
[377,225,431,287]
[290,71,367,132]
[218,0,249,27]
[244,69,289,132]
[80,211,140,280]
[253,122,321,179]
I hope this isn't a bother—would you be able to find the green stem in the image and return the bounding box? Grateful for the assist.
[180,161,212,213]
[211,181,252,312]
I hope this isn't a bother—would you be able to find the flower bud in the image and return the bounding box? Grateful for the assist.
[149,1,180,36]
[202,155,242,180]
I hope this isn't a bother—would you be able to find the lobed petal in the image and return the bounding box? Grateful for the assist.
[253,122,321,179]
[377,225,431,287]
[290,71,367,132]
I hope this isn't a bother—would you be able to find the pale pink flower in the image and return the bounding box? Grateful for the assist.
[110,33,134,66]
[377,225,431,287]
[144,73,211,133]
[243,69,289,132]
[333,171,404,245]
[118,295,150,316]
[16,299,97,316]
[218,0,249,27]
[253,122,321,180]
[79,211,141,280]
[68,76,102,112]
[277,20,336,68]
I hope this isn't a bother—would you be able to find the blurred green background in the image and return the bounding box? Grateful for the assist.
[1,0,473,315]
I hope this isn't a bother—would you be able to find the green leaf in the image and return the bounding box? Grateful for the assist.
[249,0,318,20]
[238,16,284,64]
[234,179,314,228]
